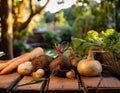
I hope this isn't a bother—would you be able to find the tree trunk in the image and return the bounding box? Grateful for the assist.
[0,0,13,59]
[0,0,50,59]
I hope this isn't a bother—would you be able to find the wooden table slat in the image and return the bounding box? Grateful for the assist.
[0,73,19,88]
[16,76,43,90]
[48,75,79,91]
[81,75,120,93]
[0,72,120,93]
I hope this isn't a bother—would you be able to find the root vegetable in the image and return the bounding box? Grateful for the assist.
[31,55,53,72]
[77,49,102,76]
[49,42,72,77]
[0,63,7,71]
[66,69,75,79]
[29,47,44,59]
[0,47,44,75]
[32,69,45,78]
[50,55,72,77]
[17,61,33,75]
[0,53,29,71]
[69,47,80,67]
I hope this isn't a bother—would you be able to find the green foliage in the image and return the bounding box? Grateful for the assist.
[78,0,89,4]
[59,26,73,42]
[73,14,94,38]
[71,38,86,58]
[43,29,61,48]
[63,8,76,26]
[100,29,120,58]
[85,30,103,43]
[14,27,33,41]
[116,8,120,32]
[55,11,68,26]
[72,0,117,36]
[71,29,120,58]
[13,40,32,57]
[44,11,68,26]
[44,12,56,23]
[12,0,44,40]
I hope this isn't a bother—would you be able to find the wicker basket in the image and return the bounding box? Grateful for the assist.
[95,52,120,76]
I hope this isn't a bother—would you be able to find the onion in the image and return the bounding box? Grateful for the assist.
[77,50,102,76]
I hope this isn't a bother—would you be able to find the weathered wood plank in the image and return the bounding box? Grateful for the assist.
[1,72,120,93]
[47,75,81,93]
[0,73,19,88]
[0,72,44,93]
[81,75,120,93]
[16,76,43,91]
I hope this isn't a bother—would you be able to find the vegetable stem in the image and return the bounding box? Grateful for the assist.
[87,49,93,61]
[17,78,48,87]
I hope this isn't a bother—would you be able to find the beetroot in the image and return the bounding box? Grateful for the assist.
[50,55,72,77]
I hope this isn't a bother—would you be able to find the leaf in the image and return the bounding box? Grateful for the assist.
[87,30,98,38]
[0,51,5,57]
[63,50,70,57]
[17,78,48,87]
[72,29,120,59]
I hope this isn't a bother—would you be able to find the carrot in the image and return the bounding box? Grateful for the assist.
[0,53,29,71]
[0,47,44,75]
[0,63,7,71]
[0,55,30,74]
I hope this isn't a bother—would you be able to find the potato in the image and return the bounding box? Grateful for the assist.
[17,61,33,75]
[32,69,45,78]
[66,69,75,79]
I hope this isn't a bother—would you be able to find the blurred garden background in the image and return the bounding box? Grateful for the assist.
[0,0,120,59]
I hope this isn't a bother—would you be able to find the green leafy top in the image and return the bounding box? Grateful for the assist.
[100,29,120,58]
[71,29,120,59]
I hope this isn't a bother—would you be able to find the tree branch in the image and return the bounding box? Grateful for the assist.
[30,0,36,14]
[30,0,33,14]
[19,0,50,32]
[34,0,50,15]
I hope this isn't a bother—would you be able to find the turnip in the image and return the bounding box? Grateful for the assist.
[77,49,102,76]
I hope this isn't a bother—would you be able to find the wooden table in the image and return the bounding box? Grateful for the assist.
[0,72,120,93]
[81,74,120,93]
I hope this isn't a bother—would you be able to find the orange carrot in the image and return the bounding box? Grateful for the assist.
[0,63,7,71]
[0,47,44,75]
[0,53,29,71]
[0,55,30,74]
